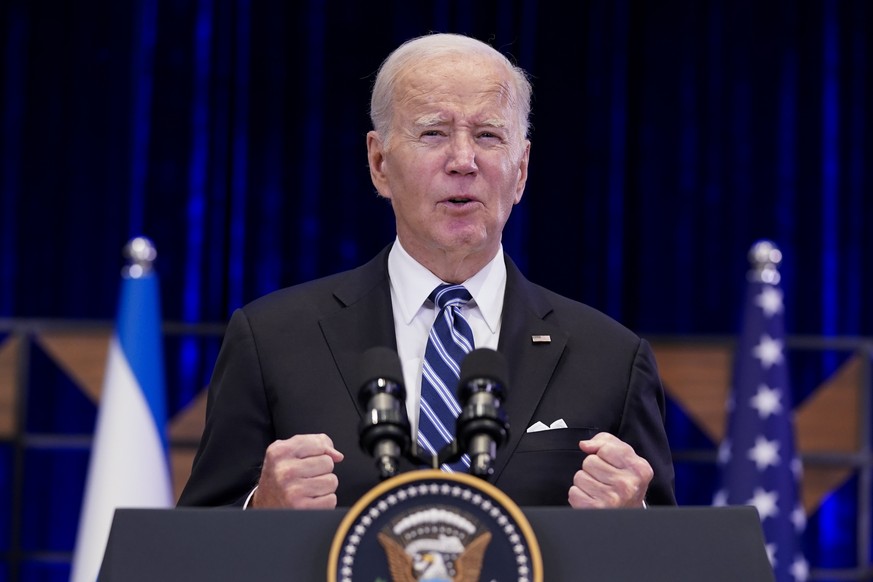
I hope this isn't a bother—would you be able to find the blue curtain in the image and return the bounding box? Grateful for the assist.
[2,0,872,579]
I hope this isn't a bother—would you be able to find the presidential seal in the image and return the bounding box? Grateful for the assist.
[327,469,542,582]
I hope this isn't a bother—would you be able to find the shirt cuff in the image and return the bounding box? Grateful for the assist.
[243,485,258,509]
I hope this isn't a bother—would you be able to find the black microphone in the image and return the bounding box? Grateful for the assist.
[455,348,510,479]
[357,346,411,480]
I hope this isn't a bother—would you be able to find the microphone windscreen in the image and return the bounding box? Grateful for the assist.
[358,346,405,387]
[458,348,509,390]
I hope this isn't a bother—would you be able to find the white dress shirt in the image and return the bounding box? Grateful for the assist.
[387,238,507,435]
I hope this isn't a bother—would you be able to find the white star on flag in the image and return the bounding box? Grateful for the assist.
[750,384,783,418]
[765,543,777,567]
[748,436,781,470]
[790,556,809,581]
[755,286,784,317]
[753,334,784,368]
[791,458,803,480]
[748,487,779,520]
[791,504,806,530]
[717,439,732,464]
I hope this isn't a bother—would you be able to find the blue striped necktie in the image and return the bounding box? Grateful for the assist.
[419,284,474,471]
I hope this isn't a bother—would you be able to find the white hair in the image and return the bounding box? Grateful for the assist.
[369,33,532,143]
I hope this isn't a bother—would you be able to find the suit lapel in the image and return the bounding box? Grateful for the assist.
[493,258,567,479]
[319,246,396,417]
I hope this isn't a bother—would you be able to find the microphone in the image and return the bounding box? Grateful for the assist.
[455,348,510,479]
[357,346,411,480]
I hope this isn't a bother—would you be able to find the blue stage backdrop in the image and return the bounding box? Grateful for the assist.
[1,1,872,580]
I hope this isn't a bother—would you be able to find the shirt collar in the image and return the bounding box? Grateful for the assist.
[387,238,506,333]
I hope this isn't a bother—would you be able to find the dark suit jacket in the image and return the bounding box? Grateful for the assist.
[178,246,676,508]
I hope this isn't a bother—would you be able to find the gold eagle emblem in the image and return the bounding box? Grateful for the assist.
[378,530,492,582]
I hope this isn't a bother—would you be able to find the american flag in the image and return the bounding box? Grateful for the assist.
[714,241,808,582]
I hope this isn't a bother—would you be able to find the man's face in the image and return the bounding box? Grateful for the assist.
[367,53,530,267]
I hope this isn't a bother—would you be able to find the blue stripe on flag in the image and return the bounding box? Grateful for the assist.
[115,272,168,453]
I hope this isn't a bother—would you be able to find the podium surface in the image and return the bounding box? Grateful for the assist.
[100,506,773,581]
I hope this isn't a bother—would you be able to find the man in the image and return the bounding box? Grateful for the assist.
[178,32,675,510]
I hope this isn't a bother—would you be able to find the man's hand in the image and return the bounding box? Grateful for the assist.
[250,433,344,509]
[568,432,653,509]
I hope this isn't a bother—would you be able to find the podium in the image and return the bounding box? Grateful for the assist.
[99,505,774,581]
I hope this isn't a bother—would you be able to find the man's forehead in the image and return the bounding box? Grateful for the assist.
[399,55,515,99]
[399,81,517,120]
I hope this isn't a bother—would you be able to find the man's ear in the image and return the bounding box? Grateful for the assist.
[514,140,531,204]
[367,131,391,200]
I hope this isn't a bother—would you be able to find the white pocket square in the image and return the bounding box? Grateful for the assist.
[526,418,568,433]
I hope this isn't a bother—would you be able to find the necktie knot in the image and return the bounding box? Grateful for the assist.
[430,284,472,311]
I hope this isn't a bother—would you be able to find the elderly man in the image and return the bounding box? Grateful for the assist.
[178,32,675,510]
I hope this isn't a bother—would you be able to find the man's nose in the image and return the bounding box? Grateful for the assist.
[445,134,478,174]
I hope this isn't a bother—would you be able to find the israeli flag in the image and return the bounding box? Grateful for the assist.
[71,238,174,582]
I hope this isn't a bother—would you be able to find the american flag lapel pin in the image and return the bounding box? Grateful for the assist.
[531,335,551,344]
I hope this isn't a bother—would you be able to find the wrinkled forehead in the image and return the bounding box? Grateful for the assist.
[394,54,520,118]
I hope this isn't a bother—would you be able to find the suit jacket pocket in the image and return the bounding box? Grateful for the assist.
[494,427,600,506]
[513,427,600,452]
